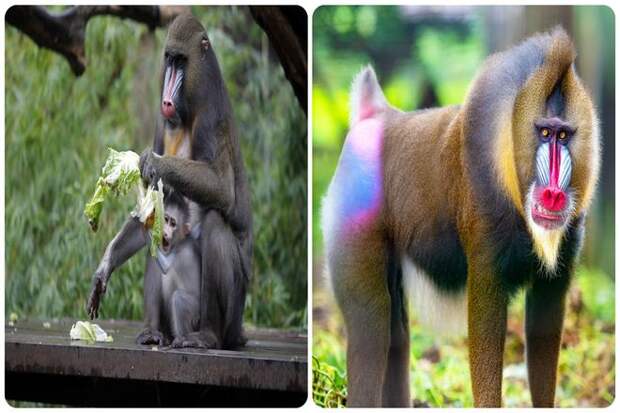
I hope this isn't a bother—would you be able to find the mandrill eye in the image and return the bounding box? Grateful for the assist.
[559,130,567,140]
[541,128,550,138]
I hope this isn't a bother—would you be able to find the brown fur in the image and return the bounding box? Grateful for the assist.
[325,28,599,407]
[331,226,390,405]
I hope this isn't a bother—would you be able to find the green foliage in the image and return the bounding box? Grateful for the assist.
[415,27,484,105]
[5,6,306,329]
[312,266,615,407]
[312,327,348,407]
[6,15,148,320]
[313,355,347,408]
[578,267,615,324]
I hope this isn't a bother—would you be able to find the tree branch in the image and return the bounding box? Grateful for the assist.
[6,5,188,76]
[249,6,307,113]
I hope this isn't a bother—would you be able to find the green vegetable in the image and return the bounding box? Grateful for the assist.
[84,148,163,256]
[151,179,165,256]
[84,148,141,231]
[69,321,114,343]
[8,312,18,327]
[131,179,165,256]
[84,184,108,232]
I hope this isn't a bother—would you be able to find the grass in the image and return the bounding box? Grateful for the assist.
[312,266,615,407]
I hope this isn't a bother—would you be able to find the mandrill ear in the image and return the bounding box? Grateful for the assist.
[183,222,191,237]
[200,34,210,55]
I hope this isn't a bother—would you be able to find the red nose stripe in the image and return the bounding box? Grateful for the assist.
[549,138,561,187]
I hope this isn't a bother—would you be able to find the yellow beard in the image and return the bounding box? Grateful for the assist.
[525,185,571,272]
[527,216,565,271]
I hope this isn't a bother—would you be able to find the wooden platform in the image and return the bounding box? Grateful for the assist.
[5,318,307,407]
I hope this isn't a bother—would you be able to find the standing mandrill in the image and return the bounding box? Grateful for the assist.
[322,27,600,407]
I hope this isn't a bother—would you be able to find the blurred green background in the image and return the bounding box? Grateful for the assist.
[5,6,307,330]
[312,5,614,407]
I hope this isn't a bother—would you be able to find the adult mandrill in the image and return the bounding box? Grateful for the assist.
[88,14,252,350]
[322,27,600,407]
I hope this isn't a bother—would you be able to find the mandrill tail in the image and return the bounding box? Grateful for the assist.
[349,65,390,126]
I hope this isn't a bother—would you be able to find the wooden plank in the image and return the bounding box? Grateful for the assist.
[8,318,308,345]
[6,317,307,359]
[6,372,307,407]
[5,318,307,394]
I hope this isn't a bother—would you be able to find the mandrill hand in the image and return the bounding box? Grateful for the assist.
[139,148,162,187]
[86,268,109,319]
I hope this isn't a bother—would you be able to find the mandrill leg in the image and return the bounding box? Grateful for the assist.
[330,233,391,407]
[525,276,569,407]
[467,257,508,407]
[382,256,410,407]
[198,210,247,349]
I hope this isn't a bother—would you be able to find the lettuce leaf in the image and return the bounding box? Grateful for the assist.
[151,179,165,256]
[69,321,114,343]
[84,148,163,256]
[84,149,141,231]
[131,179,164,256]
[84,182,109,232]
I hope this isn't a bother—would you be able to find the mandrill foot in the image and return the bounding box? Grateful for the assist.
[136,328,167,346]
[174,330,220,349]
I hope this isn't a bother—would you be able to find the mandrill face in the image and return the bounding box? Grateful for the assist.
[527,117,575,231]
[513,67,600,271]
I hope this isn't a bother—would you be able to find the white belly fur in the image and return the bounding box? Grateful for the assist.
[402,257,467,335]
